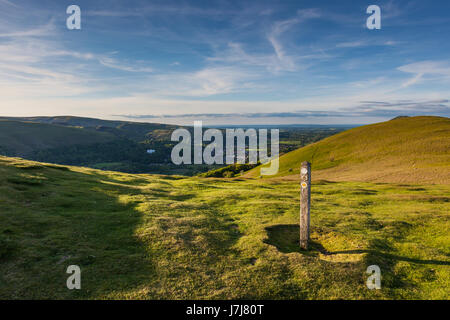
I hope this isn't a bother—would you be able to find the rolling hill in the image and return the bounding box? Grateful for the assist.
[0,117,187,175]
[0,116,179,142]
[0,120,116,156]
[0,116,350,176]
[250,116,450,184]
[0,154,448,299]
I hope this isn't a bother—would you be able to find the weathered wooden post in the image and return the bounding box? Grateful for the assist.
[300,161,311,250]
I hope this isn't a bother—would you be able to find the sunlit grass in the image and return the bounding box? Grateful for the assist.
[249,116,450,184]
[0,156,448,299]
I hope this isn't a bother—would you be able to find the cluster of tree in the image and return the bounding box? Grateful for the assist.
[26,139,222,175]
[28,139,170,169]
[199,163,259,178]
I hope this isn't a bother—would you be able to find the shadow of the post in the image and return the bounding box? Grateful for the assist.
[264,224,450,266]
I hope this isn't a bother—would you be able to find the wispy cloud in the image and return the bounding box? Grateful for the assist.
[207,9,324,74]
[397,60,450,88]
[400,72,423,89]
[86,4,236,18]
[335,40,398,48]
[208,41,296,73]
[266,9,321,72]
[336,41,367,48]
[147,66,258,97]
[99,57,154,73]
[0,0,19,8]
[0,20,55,38]
[398,61,450,77]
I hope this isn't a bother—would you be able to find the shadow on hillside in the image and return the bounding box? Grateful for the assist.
[264,224,450,267]
[0,162,166,299]
[264,224,326,257]
[2,161,248,299]
[264,224,449,297]
[326,249,450,266]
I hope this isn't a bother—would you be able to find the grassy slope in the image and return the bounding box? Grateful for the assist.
[249,116,450,184]
[0,120,115,156]
[0,156,448,299]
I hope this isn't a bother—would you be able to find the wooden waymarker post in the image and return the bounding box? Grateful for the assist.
[300,161,311,250]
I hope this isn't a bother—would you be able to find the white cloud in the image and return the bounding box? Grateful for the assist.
[0,0,19,8]
[208,9,322,74]
[336,41,368,48]
[350,77,387,88]
[397,60,450,88]
[208,42,294,73]
[398,61,450,76]
[400,73,423,89]
[146,66,257,97]
[0,20,55,38]
[99,57,154,73]
[336,40,399,48]
[266,10,320,72]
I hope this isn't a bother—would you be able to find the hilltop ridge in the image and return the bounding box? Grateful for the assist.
[249,116,450,184]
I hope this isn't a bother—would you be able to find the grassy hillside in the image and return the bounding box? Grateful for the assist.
[249,116,450,184]
[0,155,448,299]
[0,120,116,156]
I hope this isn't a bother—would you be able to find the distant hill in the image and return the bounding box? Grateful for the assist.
[249,116,450,184]
[0,116,215,175]
[0,117,179,173]
[0,116,125,128]
[0,120,115,156]
[0,116,178,142]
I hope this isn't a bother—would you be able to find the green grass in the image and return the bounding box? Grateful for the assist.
[279,140,304,145]
[249,116,450,184]
[0,156,448,299]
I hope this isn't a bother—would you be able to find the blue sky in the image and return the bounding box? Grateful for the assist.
[0,0,449,125]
